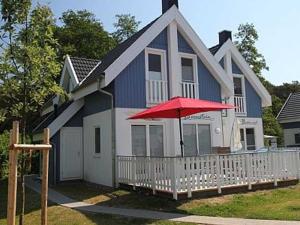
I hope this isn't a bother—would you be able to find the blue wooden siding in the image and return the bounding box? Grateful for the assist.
[114,51,146,108]
[148,28,168,50]
[84,91,112,116]
[232,59,243,74]
[245,78,262,117]
[178,32,195,54]
[64,108,84,127]
[219,57,224,69]
[198,58,221,102]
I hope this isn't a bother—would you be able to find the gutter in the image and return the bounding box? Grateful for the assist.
[97,77,117,188]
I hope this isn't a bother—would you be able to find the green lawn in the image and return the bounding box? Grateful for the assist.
[54,181,300,221]
[0,180,193,225]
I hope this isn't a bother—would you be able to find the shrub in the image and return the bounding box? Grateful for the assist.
[0,131,10,179]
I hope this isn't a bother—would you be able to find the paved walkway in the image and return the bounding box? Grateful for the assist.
[25,176,300,225]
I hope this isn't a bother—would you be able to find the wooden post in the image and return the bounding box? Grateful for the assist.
[41,128,50,225]
[7,121,19,225]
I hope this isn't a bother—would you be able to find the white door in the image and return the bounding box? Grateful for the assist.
[60,127,83,180]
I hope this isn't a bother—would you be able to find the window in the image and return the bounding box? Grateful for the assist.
[183,124,211,156]
[148,53,162,81]
[131,124,164,157]
[295,133,300,144]
[181,58,194,82]
[131,125,147,156]
[149,125,164,157]
[246,128,256,150]
[95,127,101,154]
[233,77,243,96]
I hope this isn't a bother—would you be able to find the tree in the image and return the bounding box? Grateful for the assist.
[0,2,63,224]
[54,10,116,61]
[234,23,269,76]
[112,14,141,43]
[234,23,283,144]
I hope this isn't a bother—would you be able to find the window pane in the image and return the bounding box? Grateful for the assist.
[198,125,211,155]
[246,128,256,150]
[148,54,162,80]
[295,133,300,144]
[95,128,101,154]
[183,124,198,156]
[234,77,243,96]
[150,125,164,157]
[181,58,194,82]
[132,125,147,156]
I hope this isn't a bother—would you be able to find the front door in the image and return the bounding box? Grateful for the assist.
[60,127,83,180]
[240,128,256,151]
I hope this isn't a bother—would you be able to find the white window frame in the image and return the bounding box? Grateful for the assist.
[179,52,198,84]
[94,126,101,157]
[130,121,166,157]
[240,127,256,151]
[145,48,168,81]
[233,74,247,116]
[182,121,212,155]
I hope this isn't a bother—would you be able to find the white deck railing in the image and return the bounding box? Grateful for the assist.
[181,82,198,99]
[116,151,300,200]
[146,80,168,105]
[234,96,247,116]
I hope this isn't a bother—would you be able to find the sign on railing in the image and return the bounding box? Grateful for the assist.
[117,151,300,200]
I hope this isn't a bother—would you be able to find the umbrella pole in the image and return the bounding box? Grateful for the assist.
[179,114,184,157]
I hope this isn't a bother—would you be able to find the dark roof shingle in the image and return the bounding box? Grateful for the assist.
[209,44,221,55]
[69,57,100,82]
[277,92,300,122]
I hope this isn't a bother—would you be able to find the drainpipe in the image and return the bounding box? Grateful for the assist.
[97,77,116,188]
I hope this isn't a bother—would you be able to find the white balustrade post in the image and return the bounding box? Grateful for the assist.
[297,151,300,180]
[171,157,178,200]
[272,152,278,187]
[216,155,222,194]
[132,157,136,190]
[186,157,192,198]
[246,154,252,190]
[150,158,156,195]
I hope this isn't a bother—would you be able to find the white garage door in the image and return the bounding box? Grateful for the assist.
[60,127,83,180]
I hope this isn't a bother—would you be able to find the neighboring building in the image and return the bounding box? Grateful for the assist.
[277,92,300,147]
[33,0,271,186]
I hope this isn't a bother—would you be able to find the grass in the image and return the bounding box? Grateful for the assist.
[0,179,194,225]
[54,181,300,221]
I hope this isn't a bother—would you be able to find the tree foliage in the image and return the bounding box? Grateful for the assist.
[234,23,269,76]
[54,10,116,60]
[112,14,141,43]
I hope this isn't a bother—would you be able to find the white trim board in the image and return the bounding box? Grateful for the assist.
[214,40,272,107]
[102,6,233,96]
[48,99,84,138]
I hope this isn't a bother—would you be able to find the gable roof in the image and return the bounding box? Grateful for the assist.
[78,18,159,88]
[213,39,272,107]
[69,57,100,82]
[73,6,233,97]
[277,92,300,122]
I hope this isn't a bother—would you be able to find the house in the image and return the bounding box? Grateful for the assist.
[33,0,271,187]
[277,92,300,147]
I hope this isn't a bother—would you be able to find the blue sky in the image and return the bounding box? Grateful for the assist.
[39,0,300,85]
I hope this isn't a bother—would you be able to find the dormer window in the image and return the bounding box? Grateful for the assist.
[145,48,168,105]
[180,53,198,99]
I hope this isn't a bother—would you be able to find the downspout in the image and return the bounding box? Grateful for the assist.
[97,77,116,187]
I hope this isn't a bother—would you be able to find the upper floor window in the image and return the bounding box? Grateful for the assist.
[181,58,194,83]
[148,54,162,80]
[233,77,243,96]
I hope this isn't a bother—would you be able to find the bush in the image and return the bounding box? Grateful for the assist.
[0,131,10,179]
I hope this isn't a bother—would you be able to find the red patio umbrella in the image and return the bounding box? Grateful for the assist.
[128,96,235,157]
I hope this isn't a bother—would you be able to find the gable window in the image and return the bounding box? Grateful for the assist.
[233,75,247,116]
[180,54,198,99]
[95,127,101,154]
[146,48,168,105]
[131,124,164,157]
[295,133,300,144]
